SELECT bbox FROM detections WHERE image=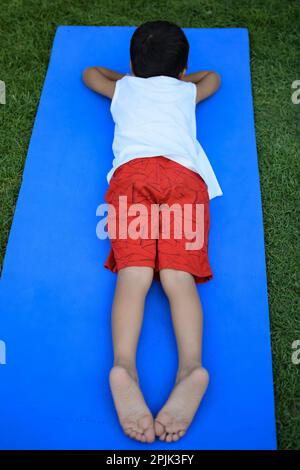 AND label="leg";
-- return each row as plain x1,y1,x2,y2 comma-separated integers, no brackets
161,269,204,381
109,266,155,443
154,268,209,442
